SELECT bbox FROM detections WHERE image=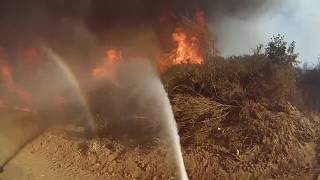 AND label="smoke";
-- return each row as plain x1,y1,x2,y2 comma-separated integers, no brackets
214,0,320,63
0,0,278,54
0,0,286,177
0,0,277,27
0,47,95,170
85,59,188,179
84,0,276,28
0,0,288,72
